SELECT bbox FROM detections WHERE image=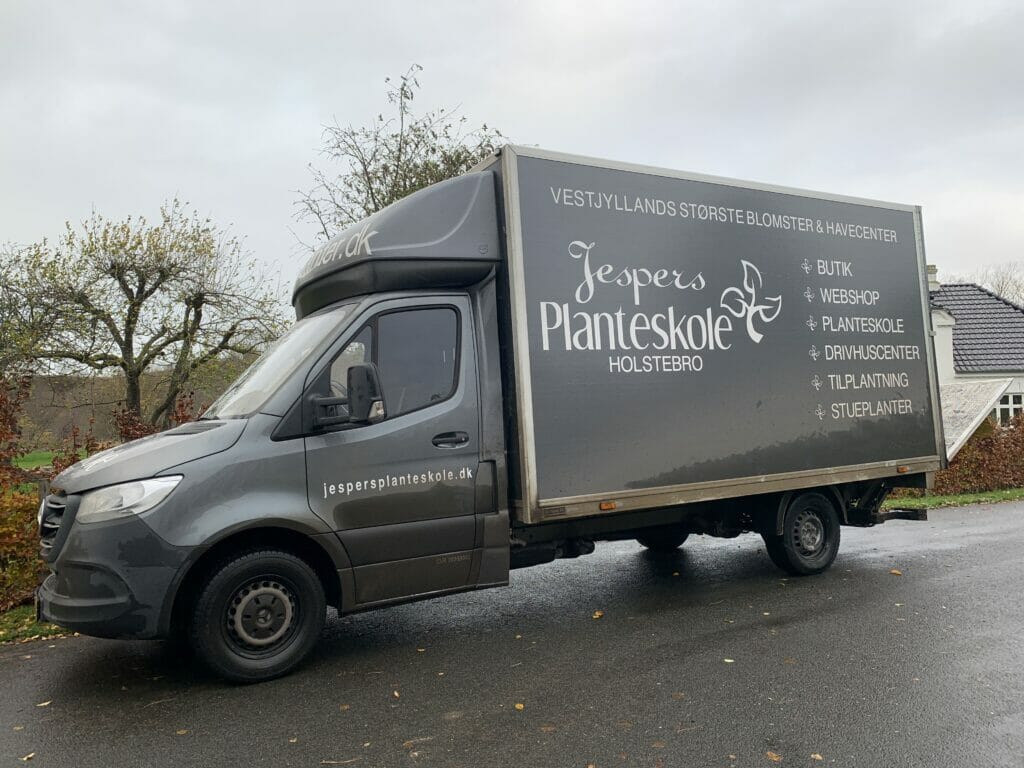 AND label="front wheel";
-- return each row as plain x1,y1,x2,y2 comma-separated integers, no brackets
189,549,326,683
762,492,840,576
